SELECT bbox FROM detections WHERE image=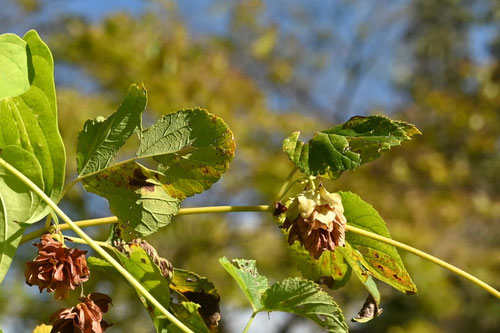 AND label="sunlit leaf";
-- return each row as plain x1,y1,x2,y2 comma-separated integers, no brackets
0,33,31,99
137,108,235,199
220,257,348,332
0,146,44,283
340,191,418,294
218,257,268,312
83,162,181,237
262,278,348,333
283,115,420,179
77,84,147,176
